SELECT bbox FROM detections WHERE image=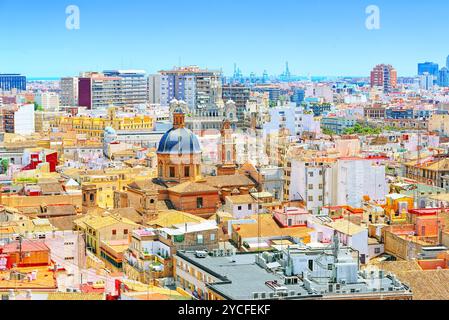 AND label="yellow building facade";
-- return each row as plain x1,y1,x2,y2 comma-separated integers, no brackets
55,108,154,139
384,194,414,224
